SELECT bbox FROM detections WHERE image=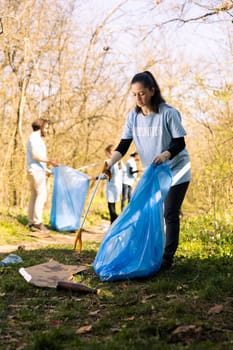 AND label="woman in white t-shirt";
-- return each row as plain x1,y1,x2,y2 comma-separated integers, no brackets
105,144,124,224
121,152,140,211
104,71,191,270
